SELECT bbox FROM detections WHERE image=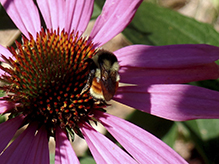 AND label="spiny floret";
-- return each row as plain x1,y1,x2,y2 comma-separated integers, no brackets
0,28,104,136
